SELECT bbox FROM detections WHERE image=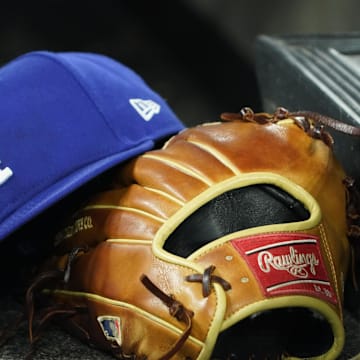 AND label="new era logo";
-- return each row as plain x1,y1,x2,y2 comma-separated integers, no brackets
129,98,161,121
